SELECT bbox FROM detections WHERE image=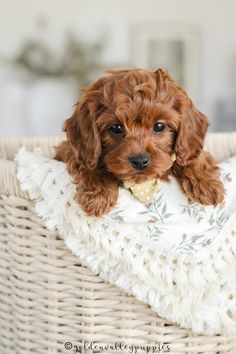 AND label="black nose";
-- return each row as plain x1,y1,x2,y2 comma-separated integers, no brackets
129,154,150,170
